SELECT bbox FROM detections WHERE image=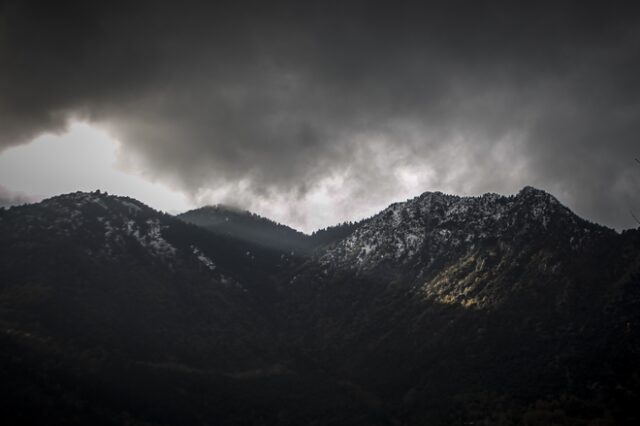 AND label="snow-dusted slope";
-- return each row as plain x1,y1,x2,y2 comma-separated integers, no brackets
276,187,639,410
17,191,179,260
5,191,291,291
0,190,291,371
319,186,609,274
